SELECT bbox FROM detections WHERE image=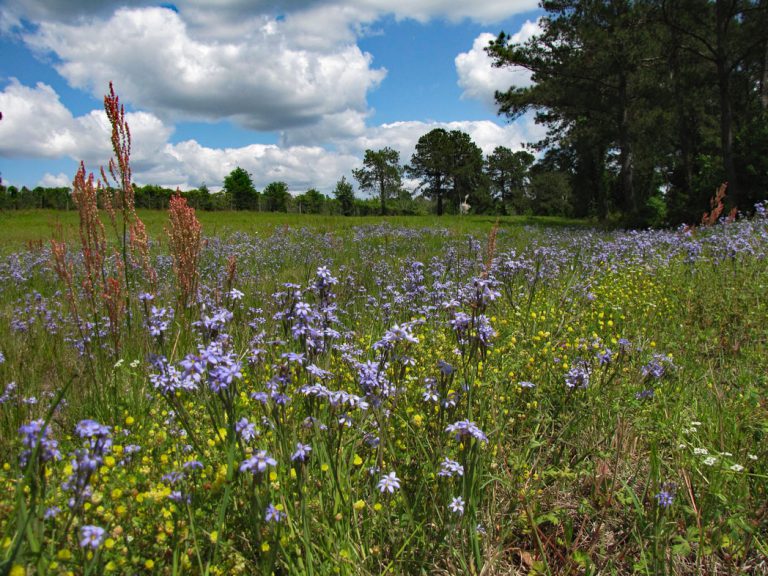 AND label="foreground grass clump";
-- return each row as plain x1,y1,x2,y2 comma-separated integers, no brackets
0,209,767,575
